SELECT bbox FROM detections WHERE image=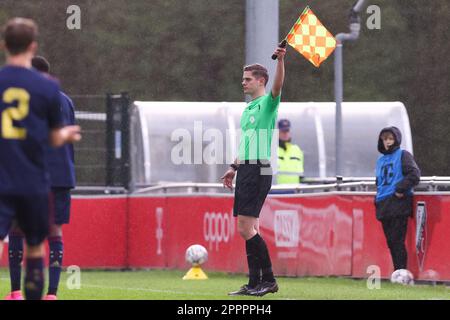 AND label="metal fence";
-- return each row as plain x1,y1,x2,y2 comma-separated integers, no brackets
72,94,107,187
133,177,450,195
72,93,129,192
